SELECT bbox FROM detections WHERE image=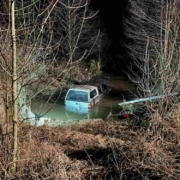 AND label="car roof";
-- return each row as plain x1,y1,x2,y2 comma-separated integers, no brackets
70,85,96,92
